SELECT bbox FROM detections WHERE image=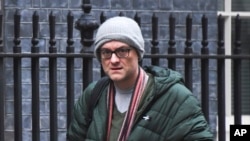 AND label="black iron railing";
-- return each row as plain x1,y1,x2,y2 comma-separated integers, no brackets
0,4,249,141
